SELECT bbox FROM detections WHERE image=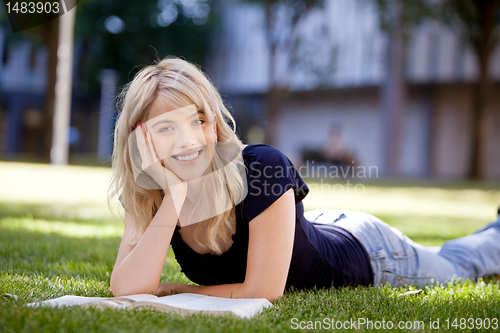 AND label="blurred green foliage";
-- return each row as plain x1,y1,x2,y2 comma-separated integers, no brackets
74,0,214,96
